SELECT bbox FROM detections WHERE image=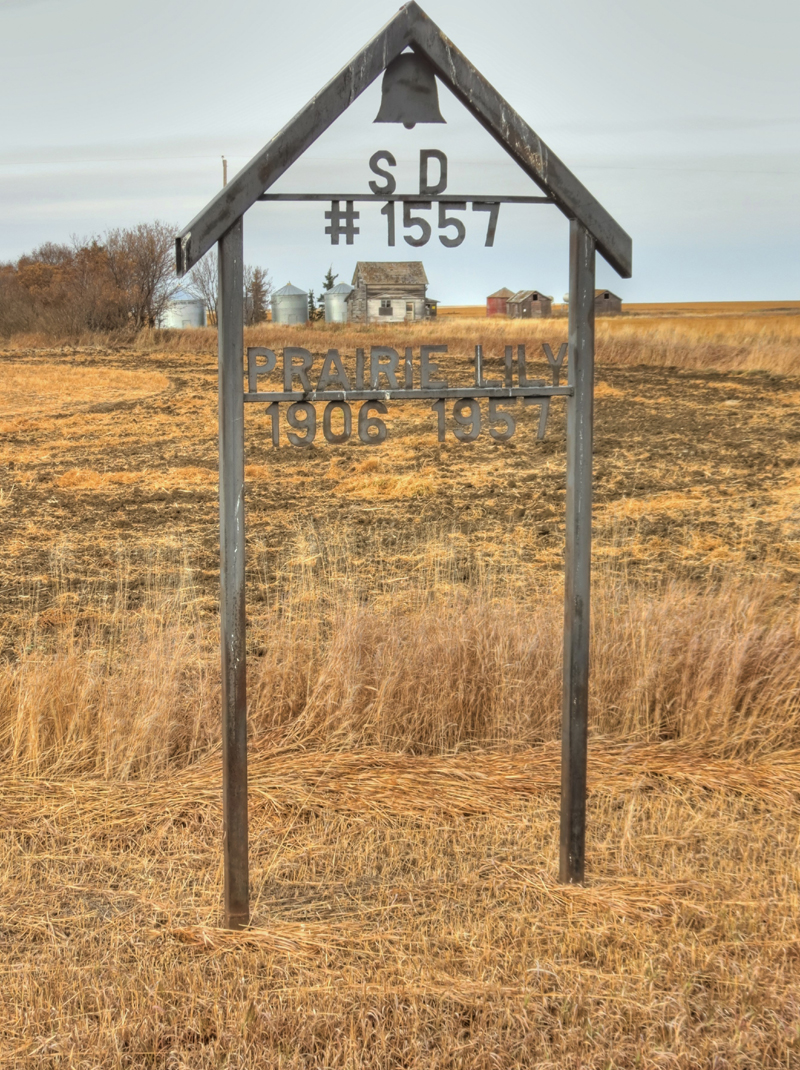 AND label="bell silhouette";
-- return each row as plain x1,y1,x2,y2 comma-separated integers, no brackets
374,52,445,129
